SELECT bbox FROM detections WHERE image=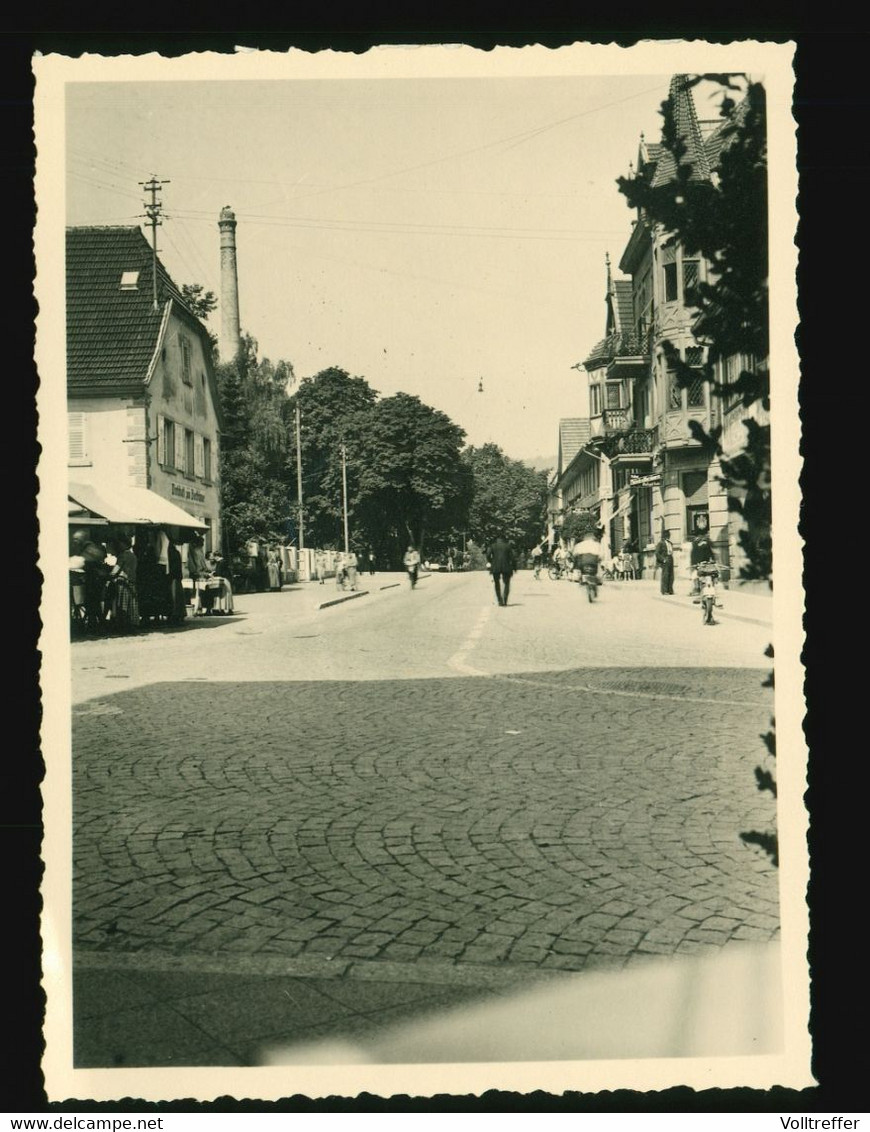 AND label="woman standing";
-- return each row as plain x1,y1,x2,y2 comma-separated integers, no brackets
111,535,140,633
267,545,282,592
